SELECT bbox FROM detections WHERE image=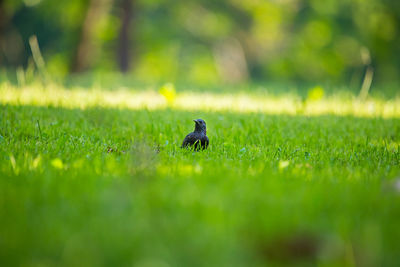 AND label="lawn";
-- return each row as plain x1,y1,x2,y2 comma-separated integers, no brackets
0,82,400,266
